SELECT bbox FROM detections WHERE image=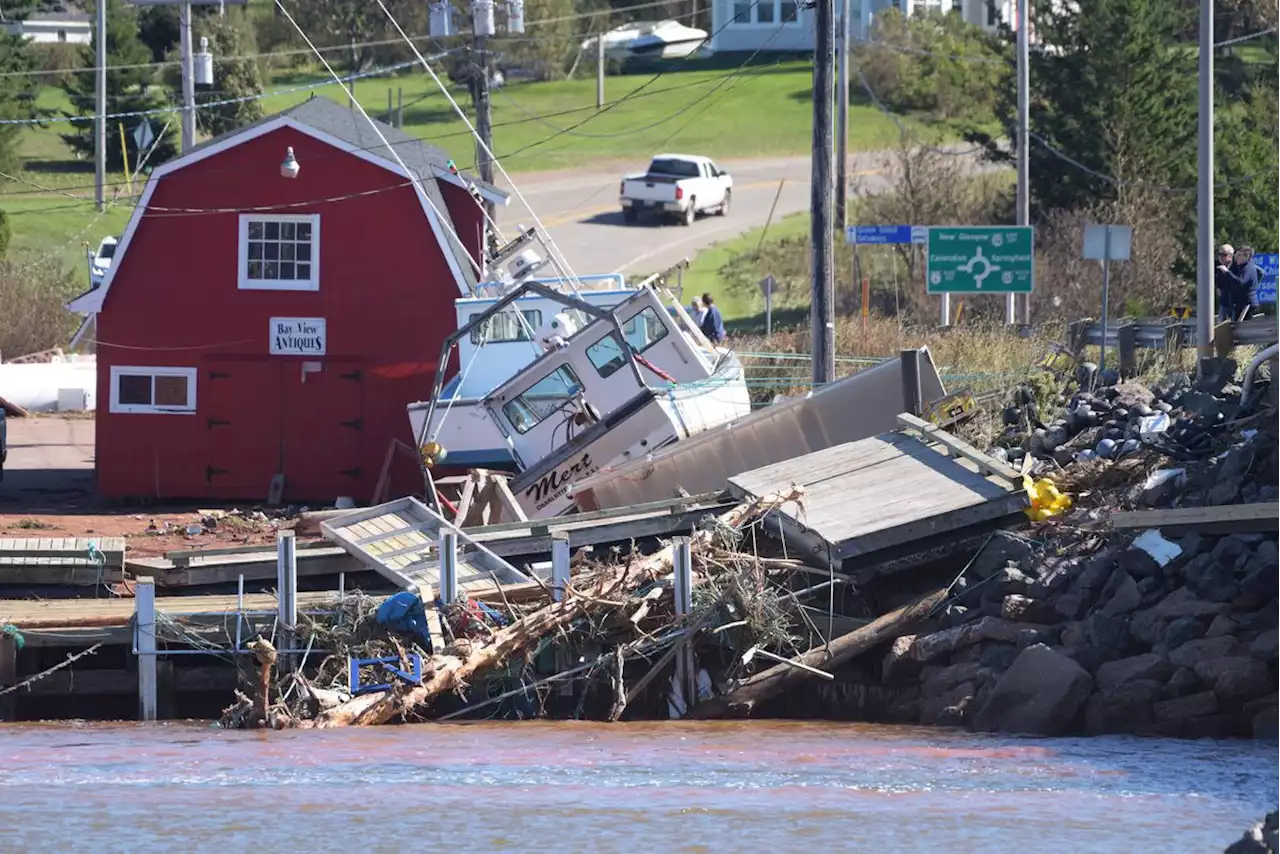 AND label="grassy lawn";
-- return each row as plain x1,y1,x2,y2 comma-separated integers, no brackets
679,210,812,322
256,59,917,172
1,57,952,273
